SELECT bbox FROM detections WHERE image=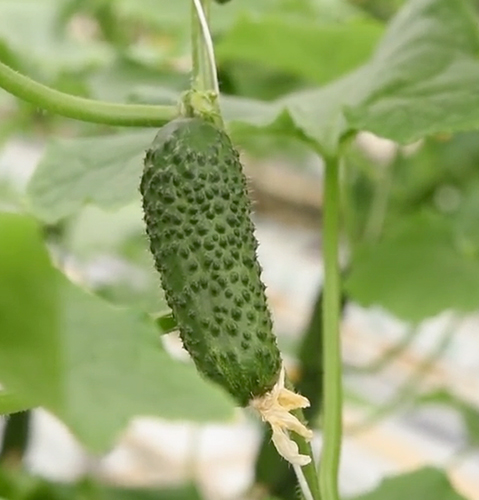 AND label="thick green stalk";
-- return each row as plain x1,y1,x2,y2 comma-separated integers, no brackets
319,156,342,500
0,61,178,126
